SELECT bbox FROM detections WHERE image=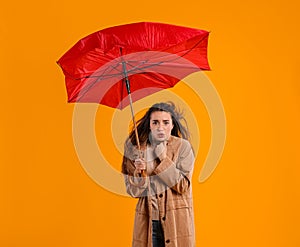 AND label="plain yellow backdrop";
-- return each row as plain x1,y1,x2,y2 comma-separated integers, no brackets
1,0,300,246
